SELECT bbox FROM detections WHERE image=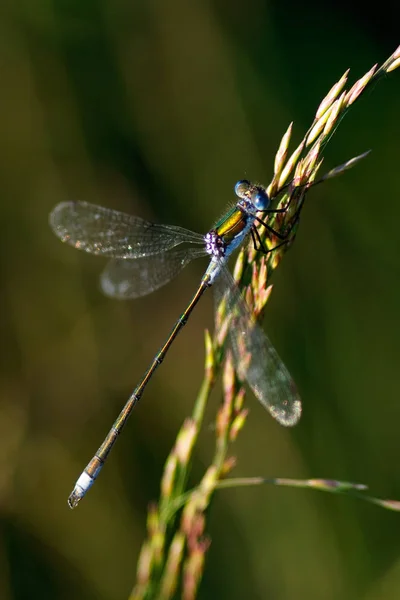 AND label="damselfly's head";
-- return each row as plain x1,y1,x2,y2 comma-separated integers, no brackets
234,180,270,212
